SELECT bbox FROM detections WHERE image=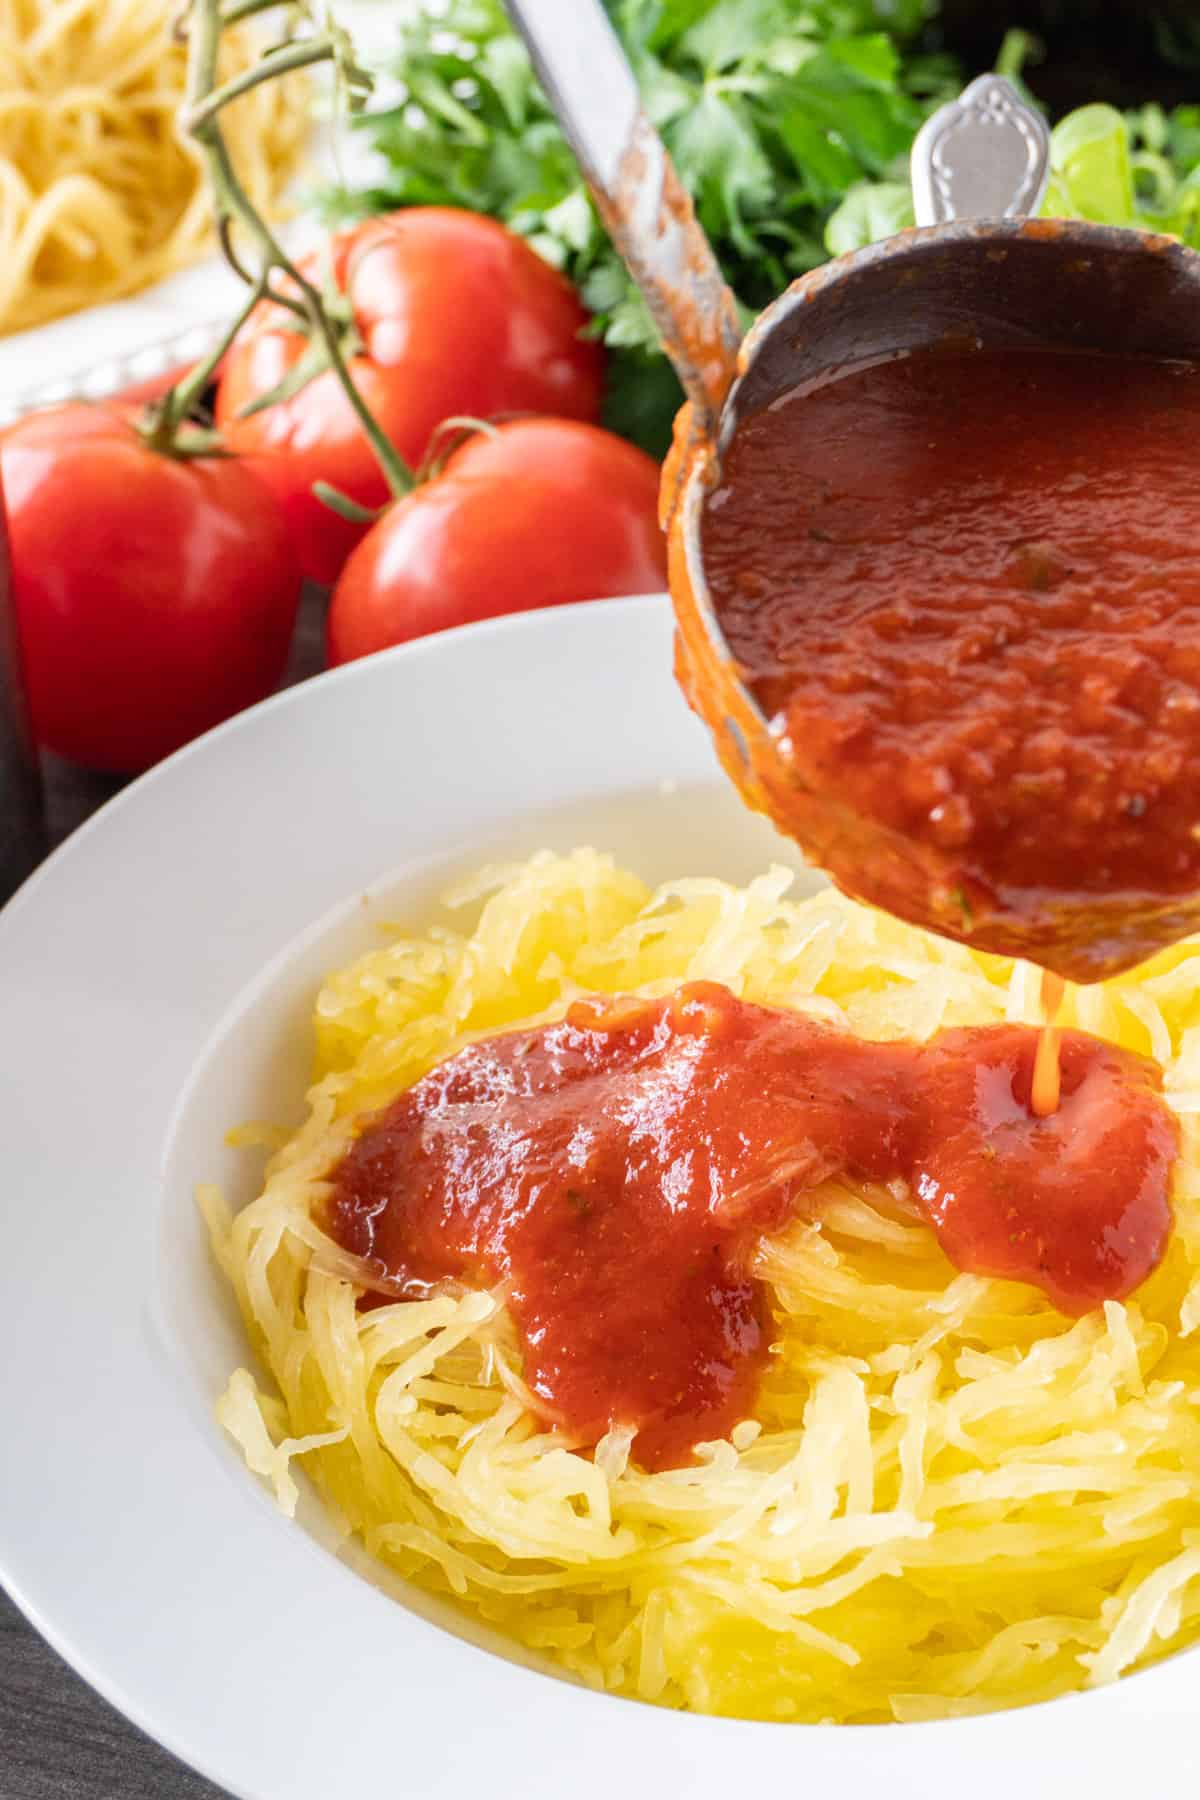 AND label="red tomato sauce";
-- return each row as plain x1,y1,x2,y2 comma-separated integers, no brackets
328,983,1177,1471
700,348,1200,981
